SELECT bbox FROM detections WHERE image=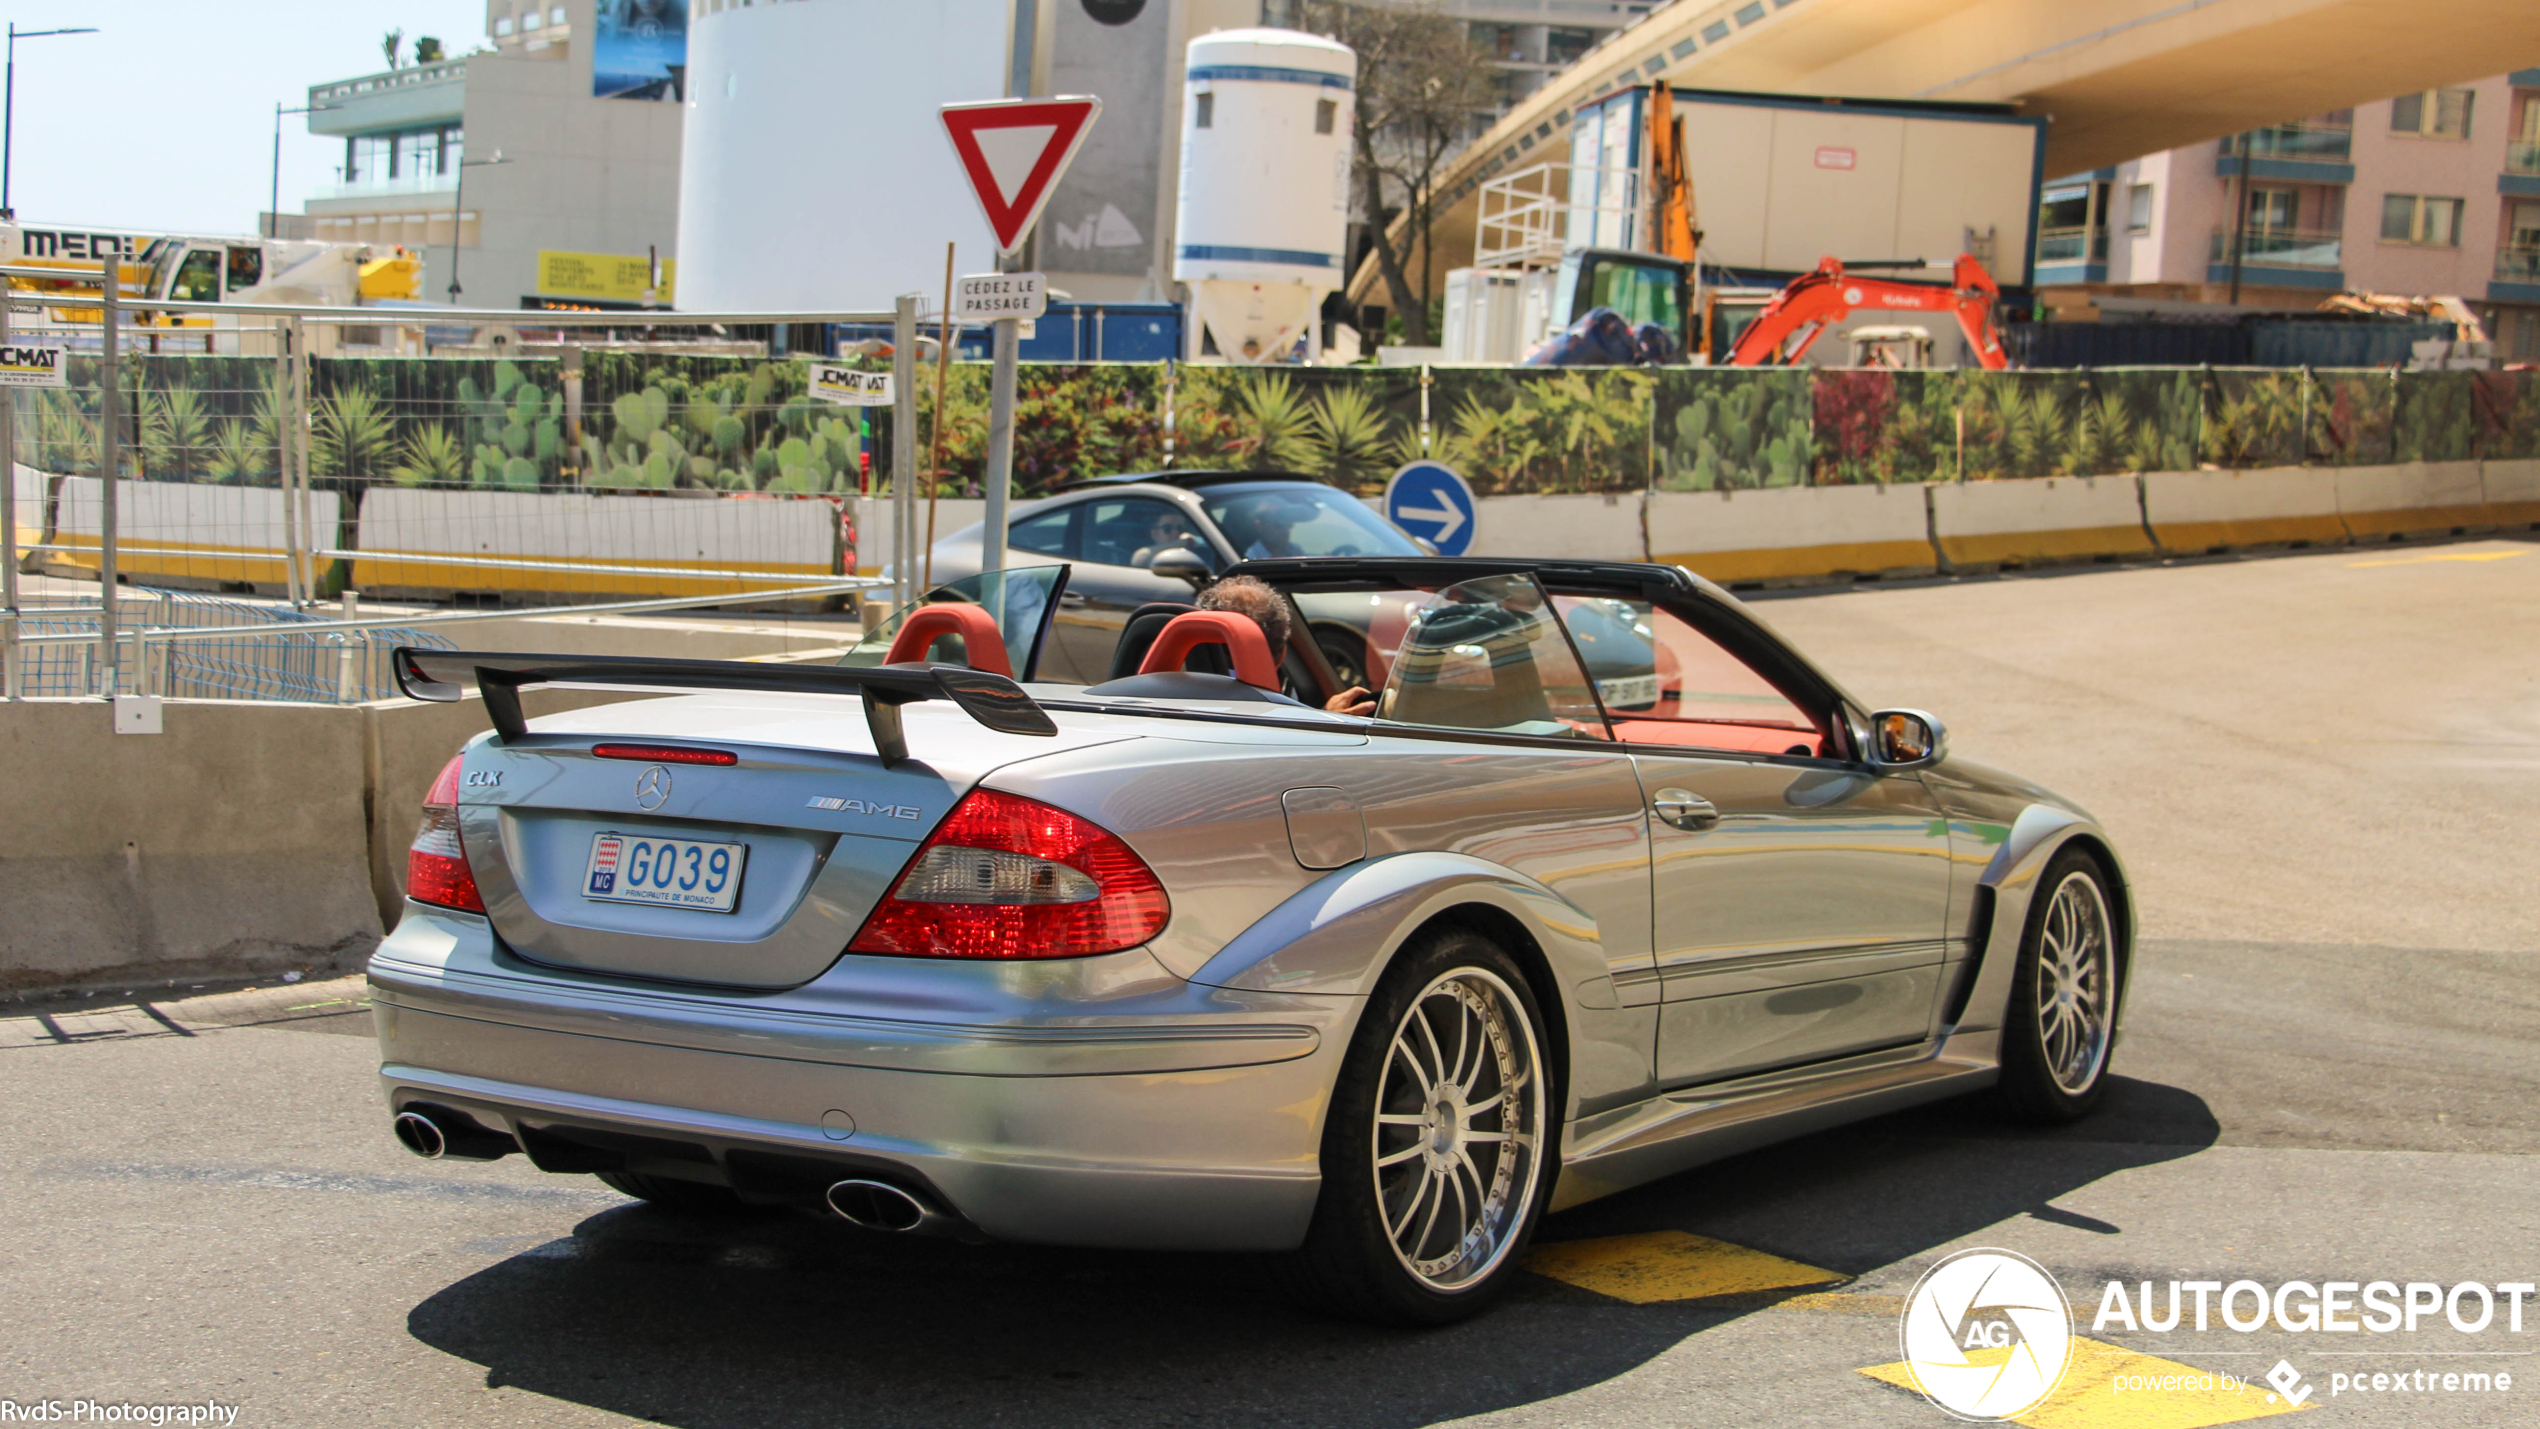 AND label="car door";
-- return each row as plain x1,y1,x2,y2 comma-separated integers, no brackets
1000,505,1088,681
1561,593,1954,1087
1054,495,1222,681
